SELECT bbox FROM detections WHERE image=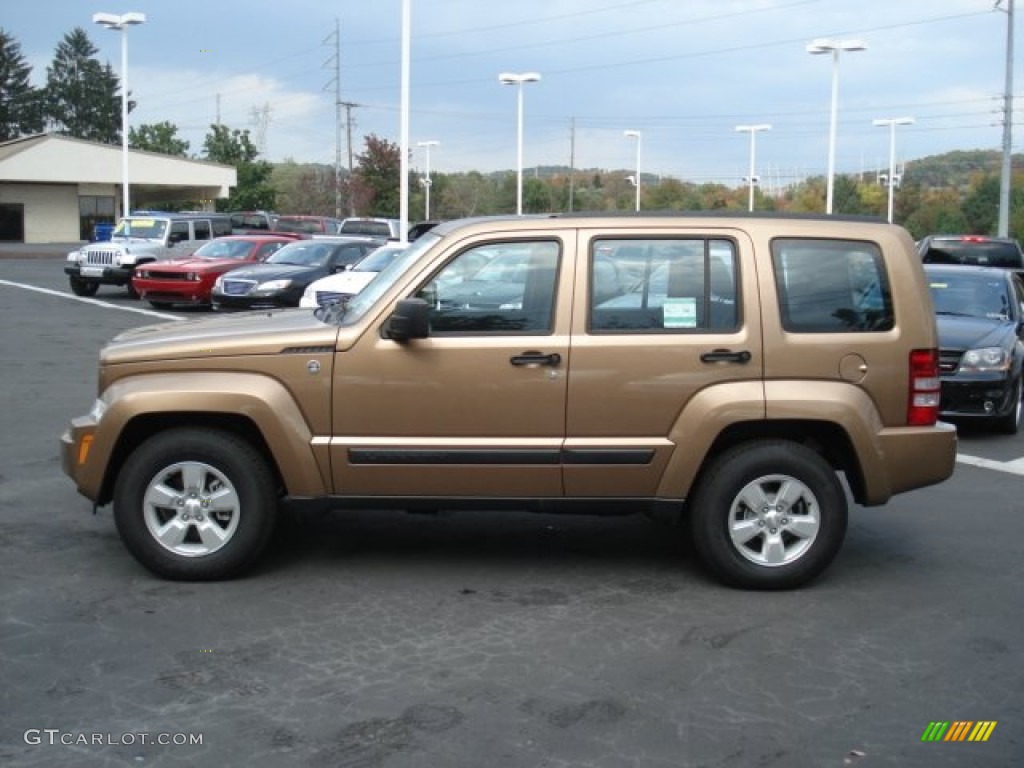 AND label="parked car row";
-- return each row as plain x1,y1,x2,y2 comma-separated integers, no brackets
64,211,440,308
